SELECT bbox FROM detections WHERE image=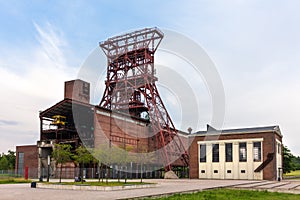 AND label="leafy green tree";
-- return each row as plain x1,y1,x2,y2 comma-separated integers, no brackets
283,145,296,174
0,156,9,170
74,145,95,183
0,150,16,170
52,144,73,183
293,156,300,170
5,150,15,169
110,146,124,182
135,146,155,183
111,145,133,183
93,144,110,183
